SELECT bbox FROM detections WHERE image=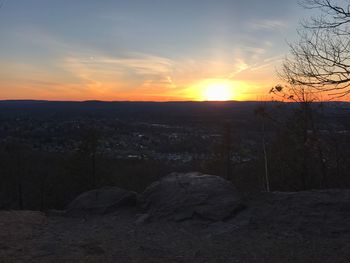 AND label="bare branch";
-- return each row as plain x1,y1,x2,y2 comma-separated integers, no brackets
280,1,350,99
